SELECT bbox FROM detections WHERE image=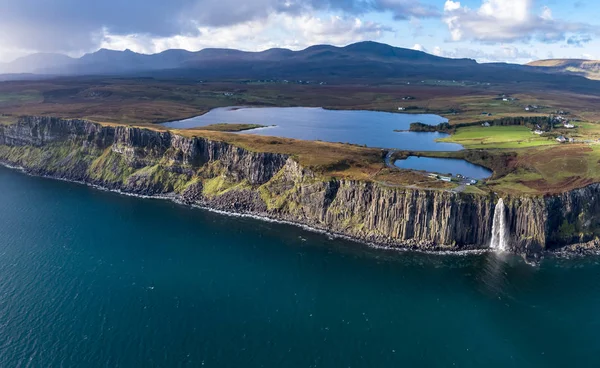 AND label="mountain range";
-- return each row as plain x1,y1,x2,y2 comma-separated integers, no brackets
1,42,599,91
0,42,476,75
